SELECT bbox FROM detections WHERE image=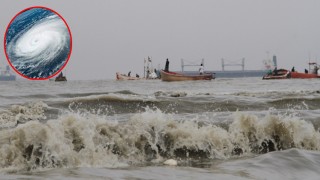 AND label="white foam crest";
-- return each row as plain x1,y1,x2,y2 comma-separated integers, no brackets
0,113,124,172
154,91,188,97
0,108,320,172
0,102,48,128
66,93,157,103
123,108,234,159
229,112,320,153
